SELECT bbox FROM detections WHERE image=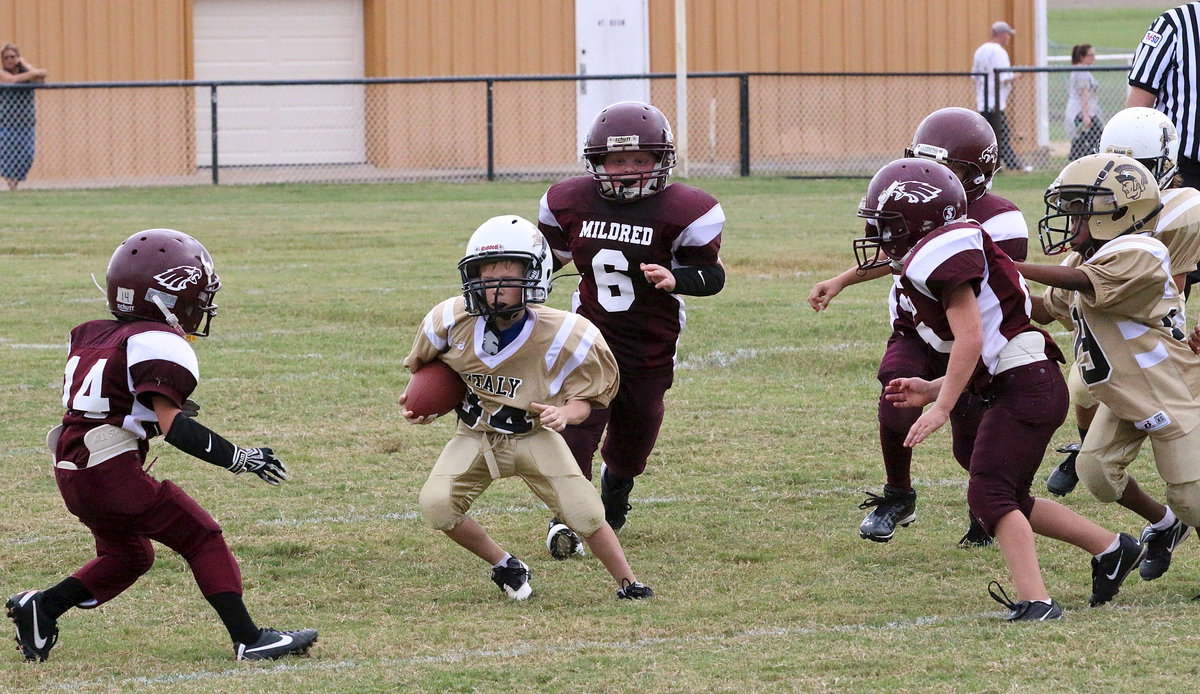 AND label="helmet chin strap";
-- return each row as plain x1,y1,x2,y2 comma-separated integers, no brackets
150,293,188,338
90,273,105,295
